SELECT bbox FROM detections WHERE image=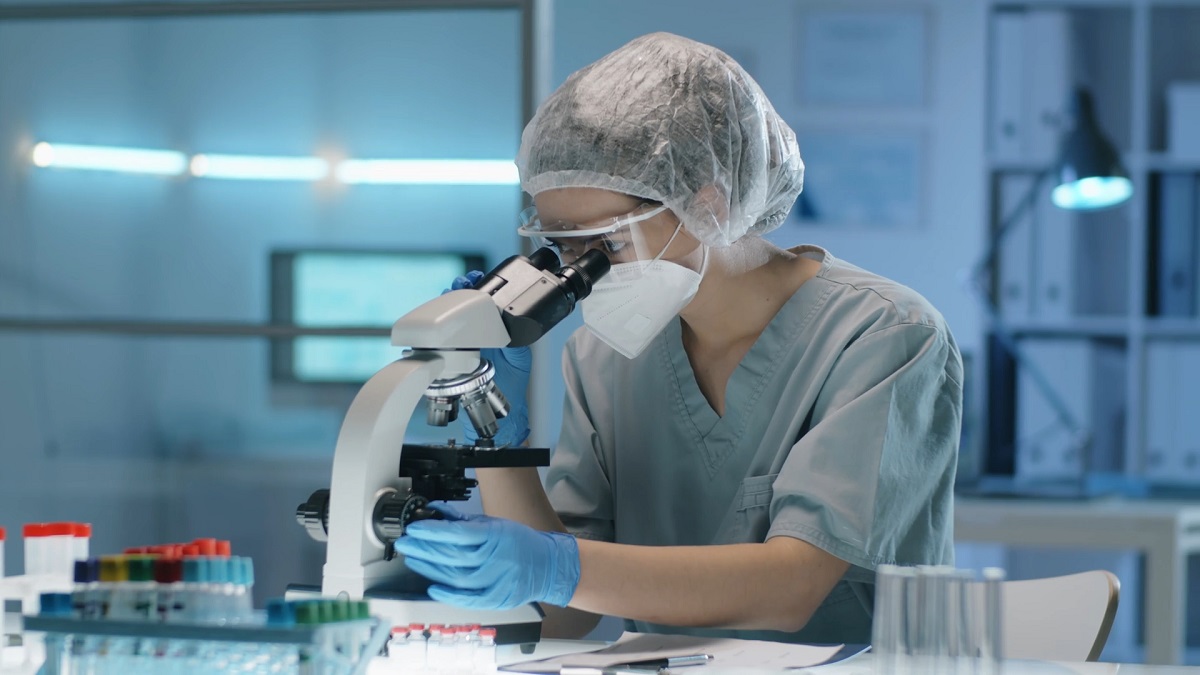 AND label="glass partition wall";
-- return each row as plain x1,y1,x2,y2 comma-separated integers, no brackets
0,0,535,603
